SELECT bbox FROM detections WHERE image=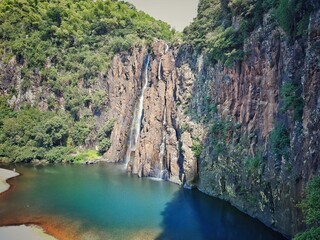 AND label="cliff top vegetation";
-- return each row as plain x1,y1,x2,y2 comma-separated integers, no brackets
0,0,175,163
183,0,314,66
